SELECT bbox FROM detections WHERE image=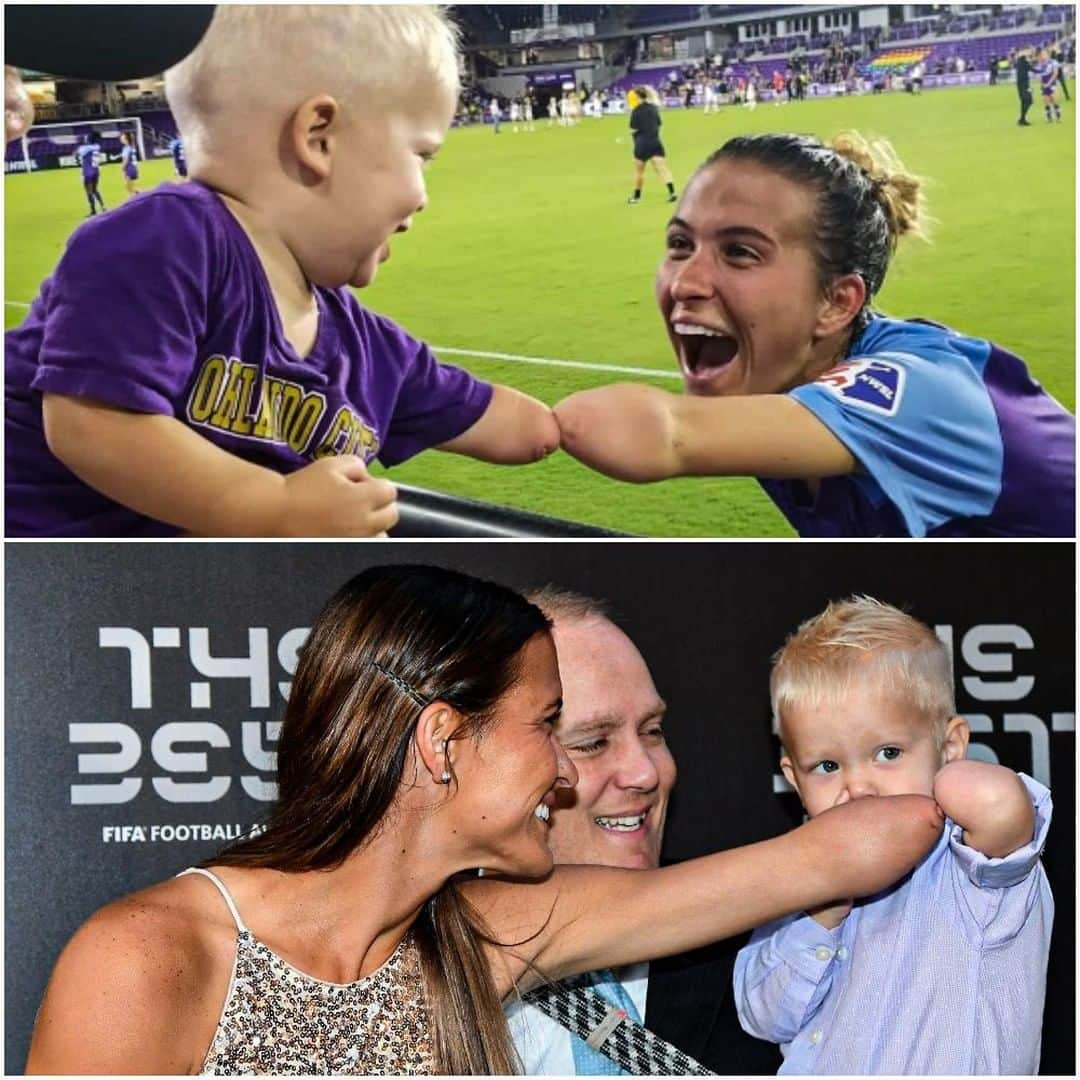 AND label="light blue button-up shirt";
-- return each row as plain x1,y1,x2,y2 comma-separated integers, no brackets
734,774,1053,1074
